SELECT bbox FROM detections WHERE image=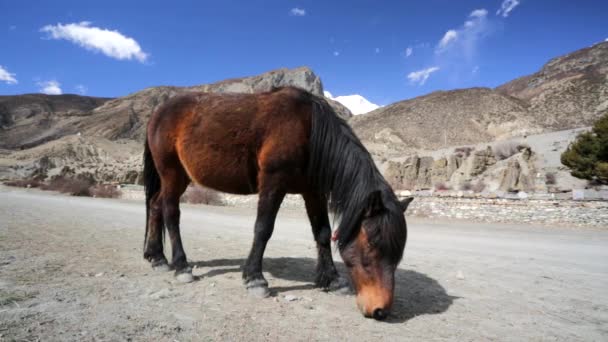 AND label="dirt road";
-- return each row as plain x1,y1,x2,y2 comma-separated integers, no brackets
1,186,607,341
